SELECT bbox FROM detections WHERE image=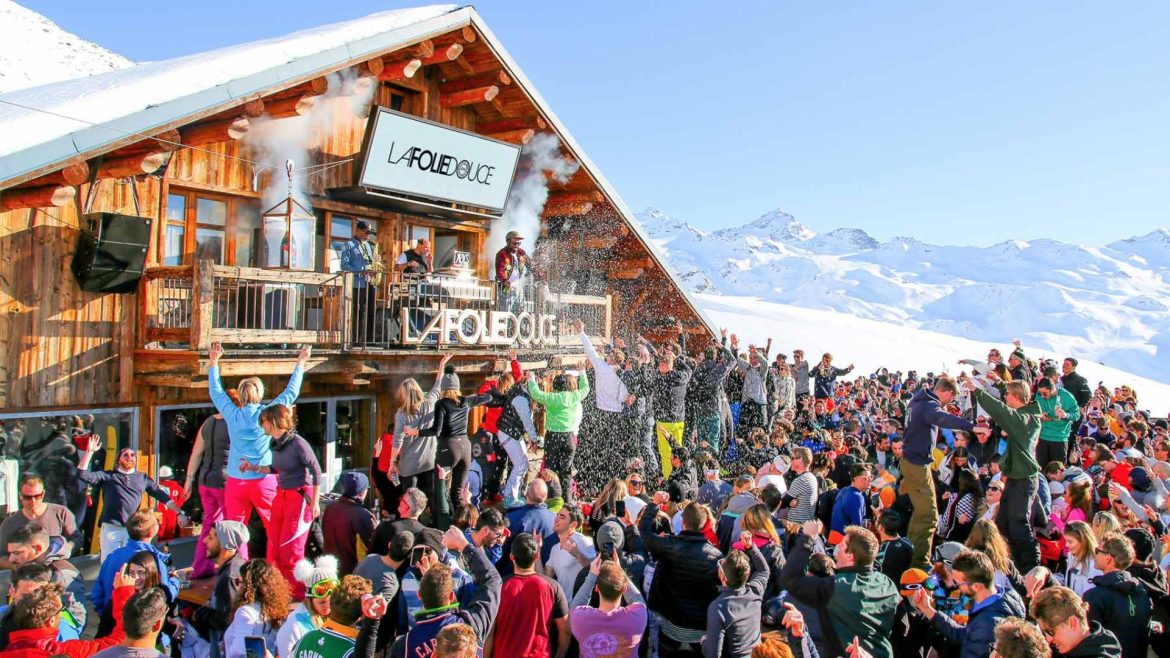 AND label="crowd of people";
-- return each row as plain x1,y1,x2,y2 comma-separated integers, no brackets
0,328,1167,658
